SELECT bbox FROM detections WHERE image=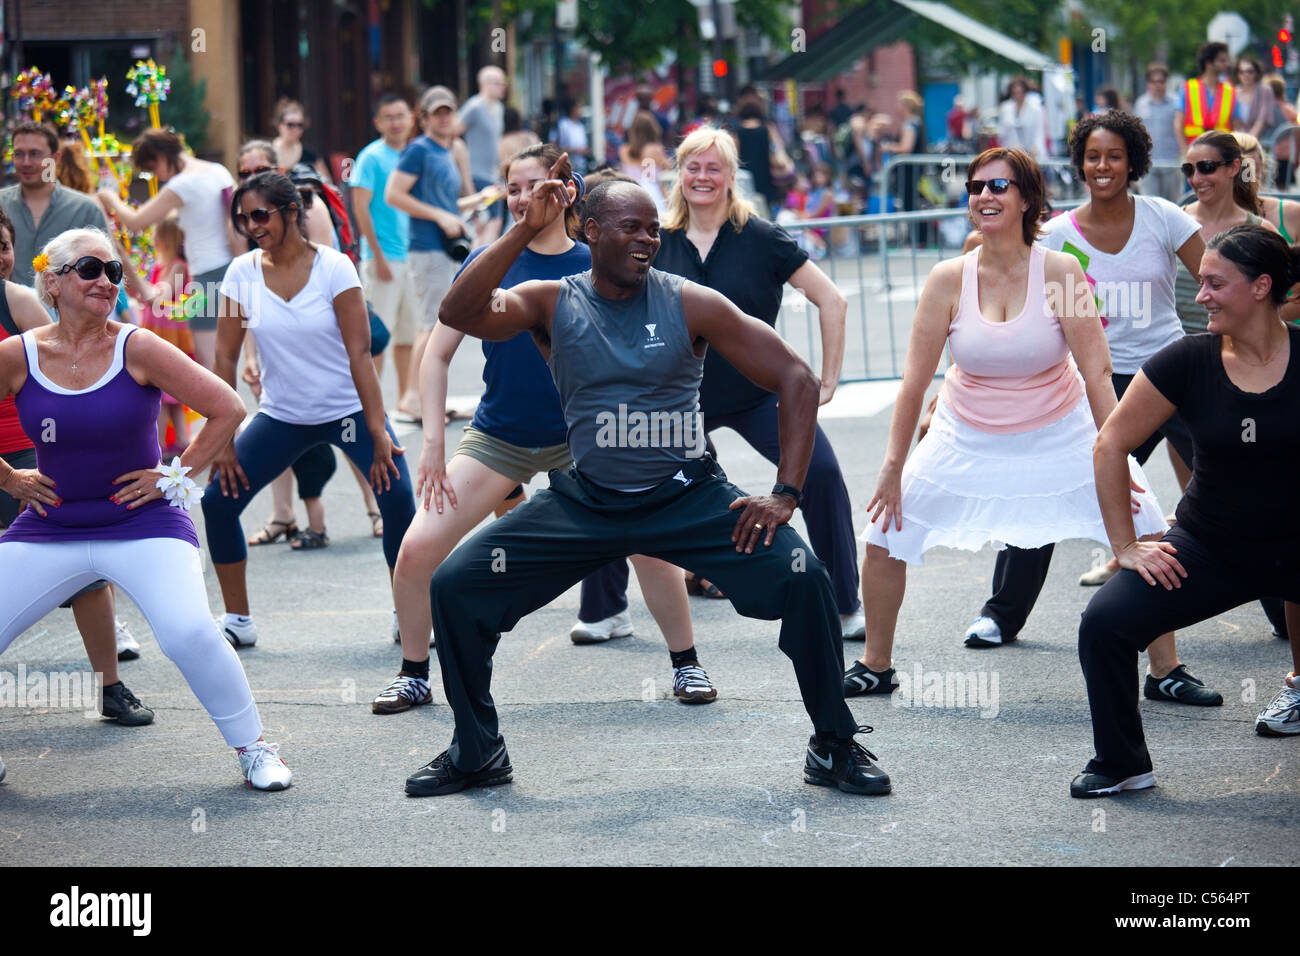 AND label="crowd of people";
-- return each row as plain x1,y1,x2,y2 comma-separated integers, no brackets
0,62,1295,800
